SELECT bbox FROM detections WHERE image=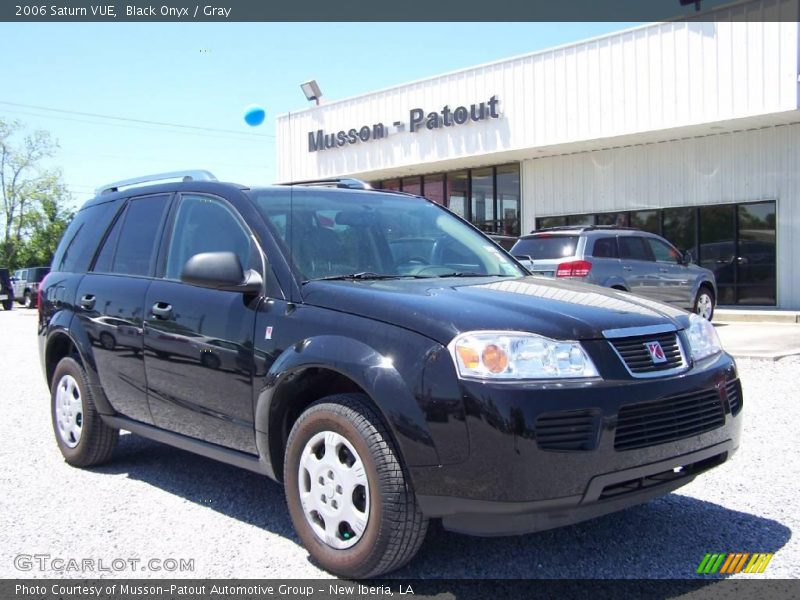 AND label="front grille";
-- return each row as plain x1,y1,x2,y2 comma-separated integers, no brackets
609,332,685,376
615,388,725,451
535,409,599,451
725,379,743,416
